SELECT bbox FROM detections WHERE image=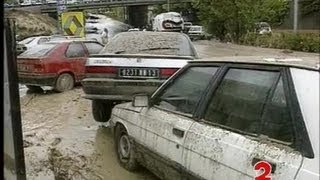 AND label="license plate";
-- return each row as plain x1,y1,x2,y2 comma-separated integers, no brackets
18,64,33,71
119,68,159,78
